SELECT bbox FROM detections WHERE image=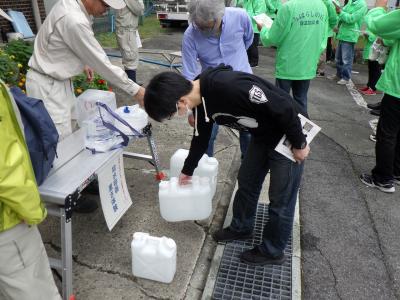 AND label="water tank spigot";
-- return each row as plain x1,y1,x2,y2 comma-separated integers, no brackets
123,106,130,113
